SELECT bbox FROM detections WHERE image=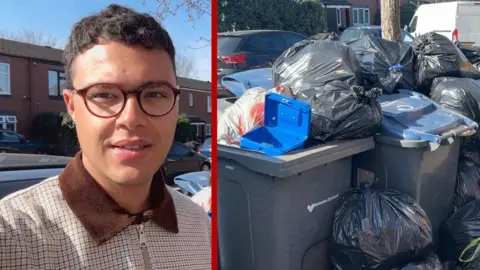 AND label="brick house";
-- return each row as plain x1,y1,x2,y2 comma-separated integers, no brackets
322,0,409,32
0,38,211,141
